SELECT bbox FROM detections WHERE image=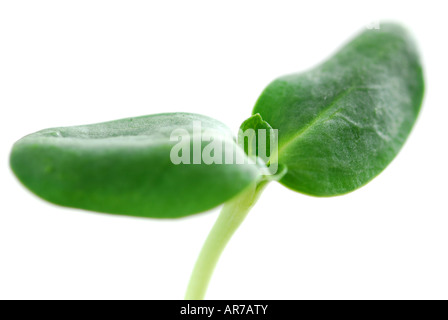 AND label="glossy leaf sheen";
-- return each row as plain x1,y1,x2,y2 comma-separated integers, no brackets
10,113,262,218
253,24,424,196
